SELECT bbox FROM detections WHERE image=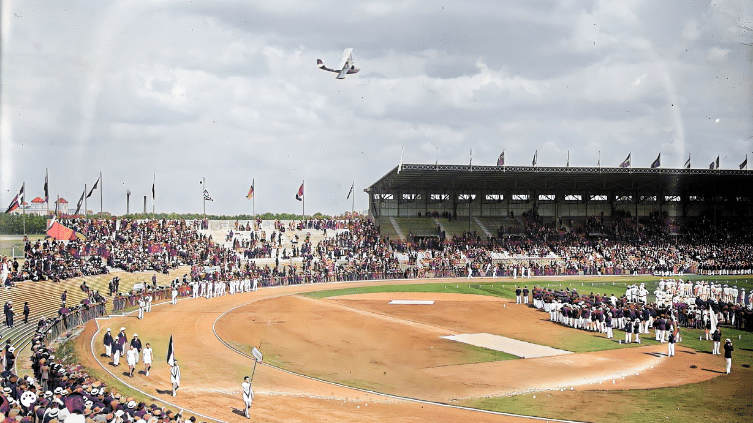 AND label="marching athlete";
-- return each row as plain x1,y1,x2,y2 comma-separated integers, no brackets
143,343,153,376
171,359,181,396
241,376,254,418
